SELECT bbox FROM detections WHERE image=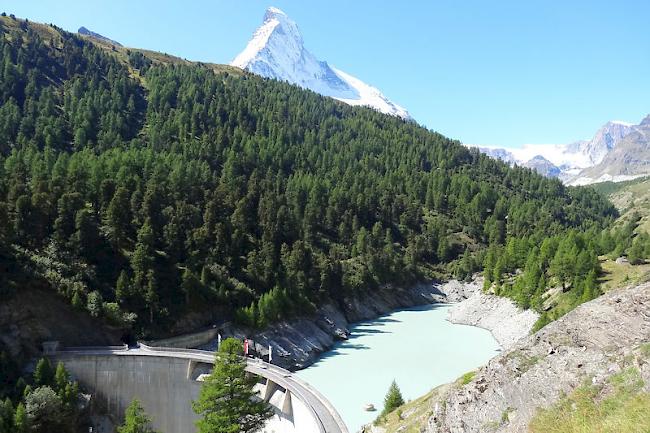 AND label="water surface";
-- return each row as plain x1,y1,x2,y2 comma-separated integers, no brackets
296,304,500,431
